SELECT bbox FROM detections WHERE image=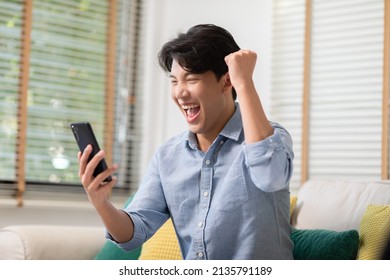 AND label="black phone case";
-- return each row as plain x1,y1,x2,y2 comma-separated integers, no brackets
70,122,112,182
